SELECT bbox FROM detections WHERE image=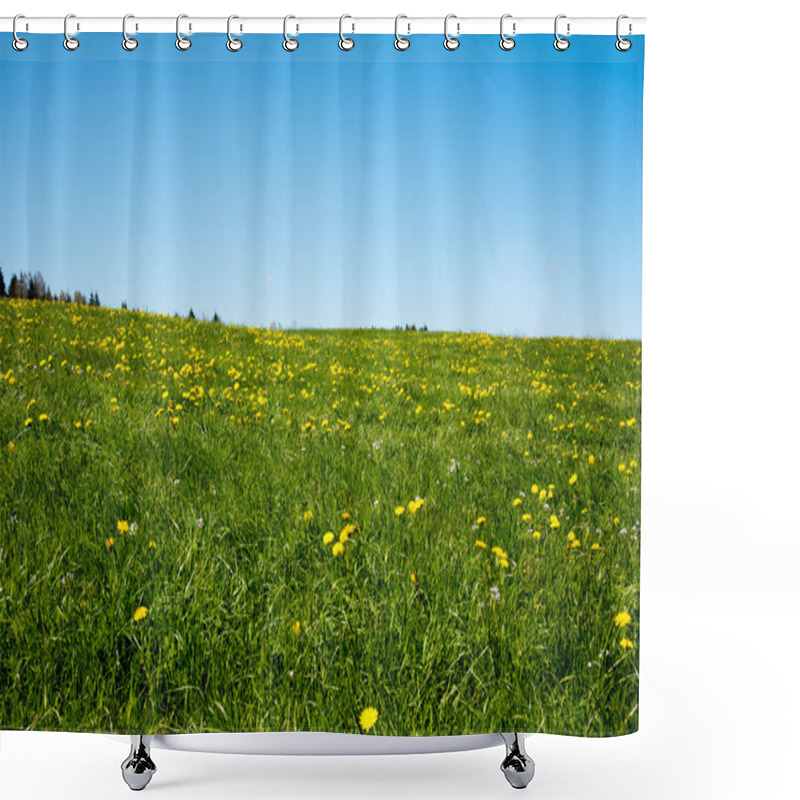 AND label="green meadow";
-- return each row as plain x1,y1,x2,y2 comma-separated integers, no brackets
0,299,640,736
